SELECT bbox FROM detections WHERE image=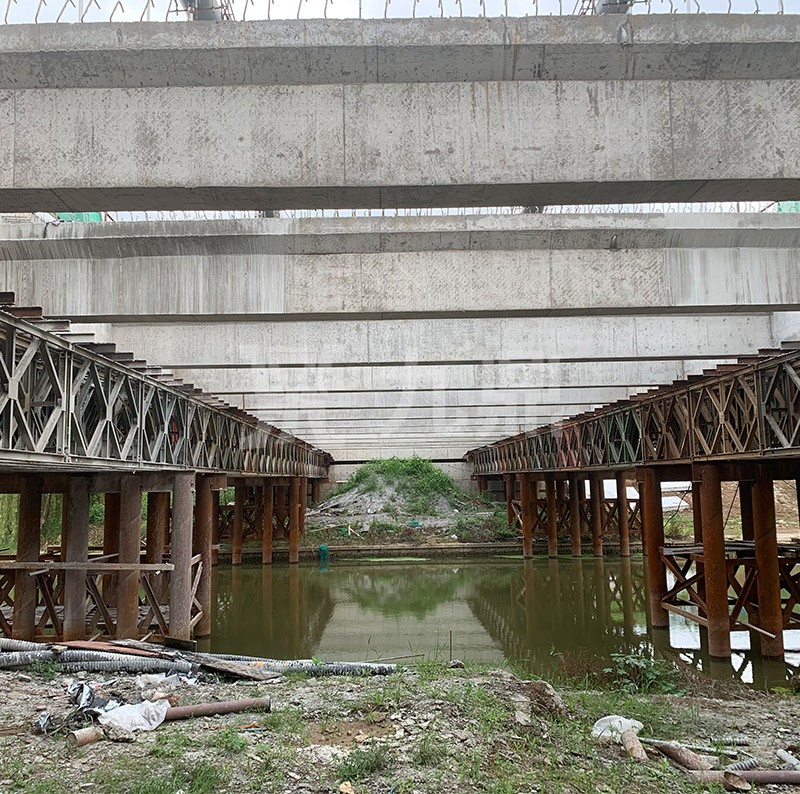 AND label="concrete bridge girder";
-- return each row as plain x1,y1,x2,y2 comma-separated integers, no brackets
1,18,800,211
75,313,778,368
6,215,800,318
